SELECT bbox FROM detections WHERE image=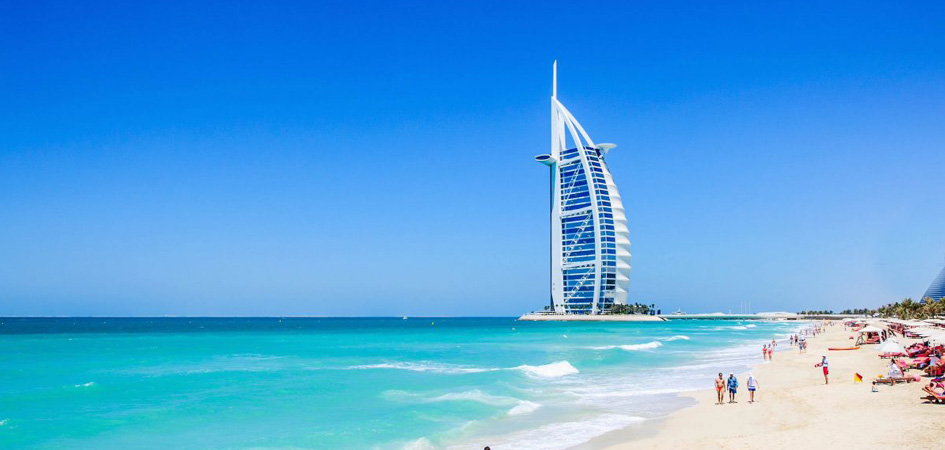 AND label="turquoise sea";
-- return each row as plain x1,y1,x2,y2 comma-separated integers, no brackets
0,318,802,450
